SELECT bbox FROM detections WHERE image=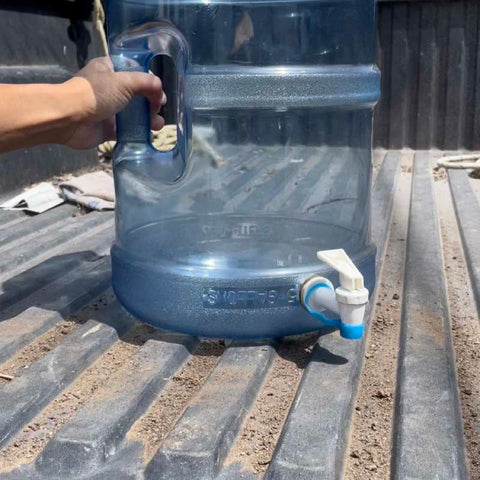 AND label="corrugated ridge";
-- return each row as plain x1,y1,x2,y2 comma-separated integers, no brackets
391,153,468,479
